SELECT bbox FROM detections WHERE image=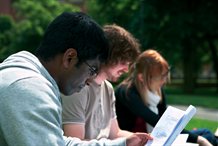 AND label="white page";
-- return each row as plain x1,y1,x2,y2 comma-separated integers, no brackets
172,134,188,145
